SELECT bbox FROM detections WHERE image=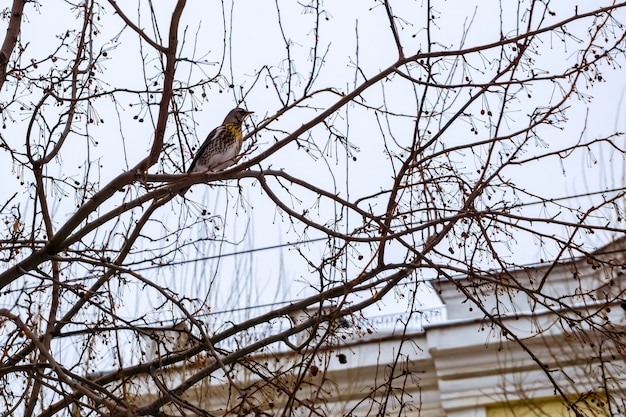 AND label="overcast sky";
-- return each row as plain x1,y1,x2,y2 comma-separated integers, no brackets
2,2,625,337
